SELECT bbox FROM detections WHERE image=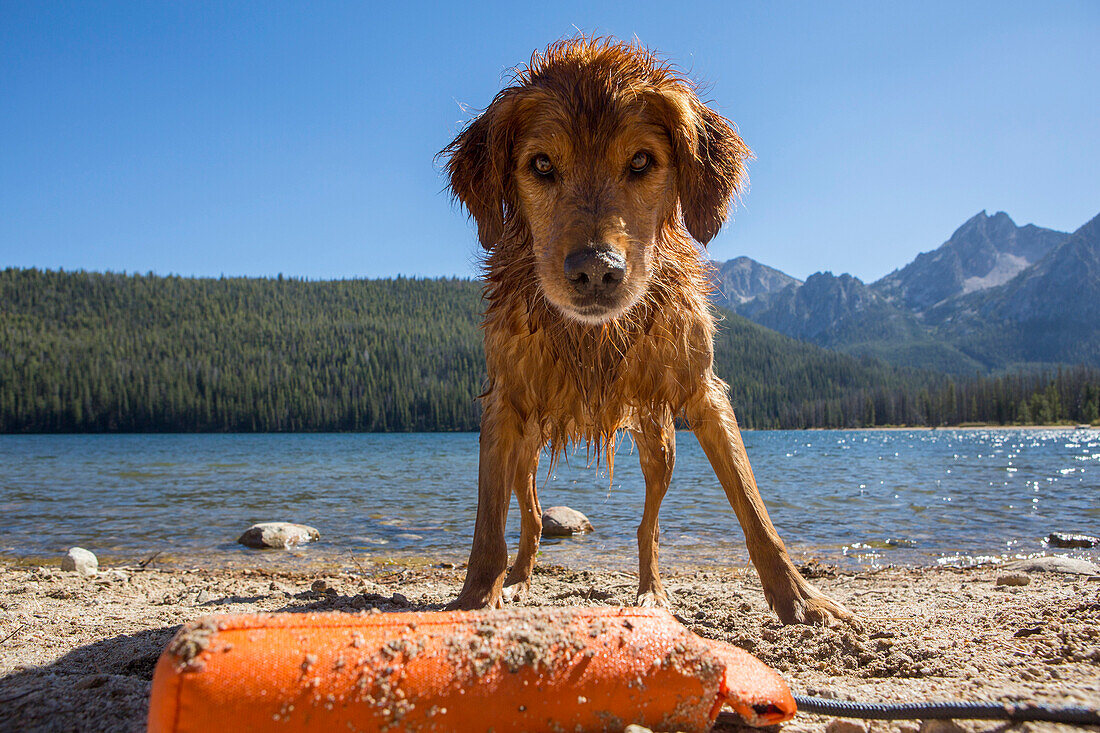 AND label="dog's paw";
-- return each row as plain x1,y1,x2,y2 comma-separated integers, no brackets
635,588,671,609
444,591,504,611
768,582,859,629
501,581,530,605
